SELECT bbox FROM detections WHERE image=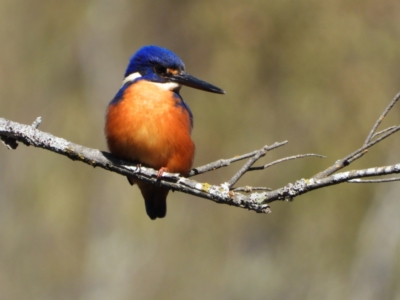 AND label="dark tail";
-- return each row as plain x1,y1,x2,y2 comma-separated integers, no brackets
137,182,169,220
